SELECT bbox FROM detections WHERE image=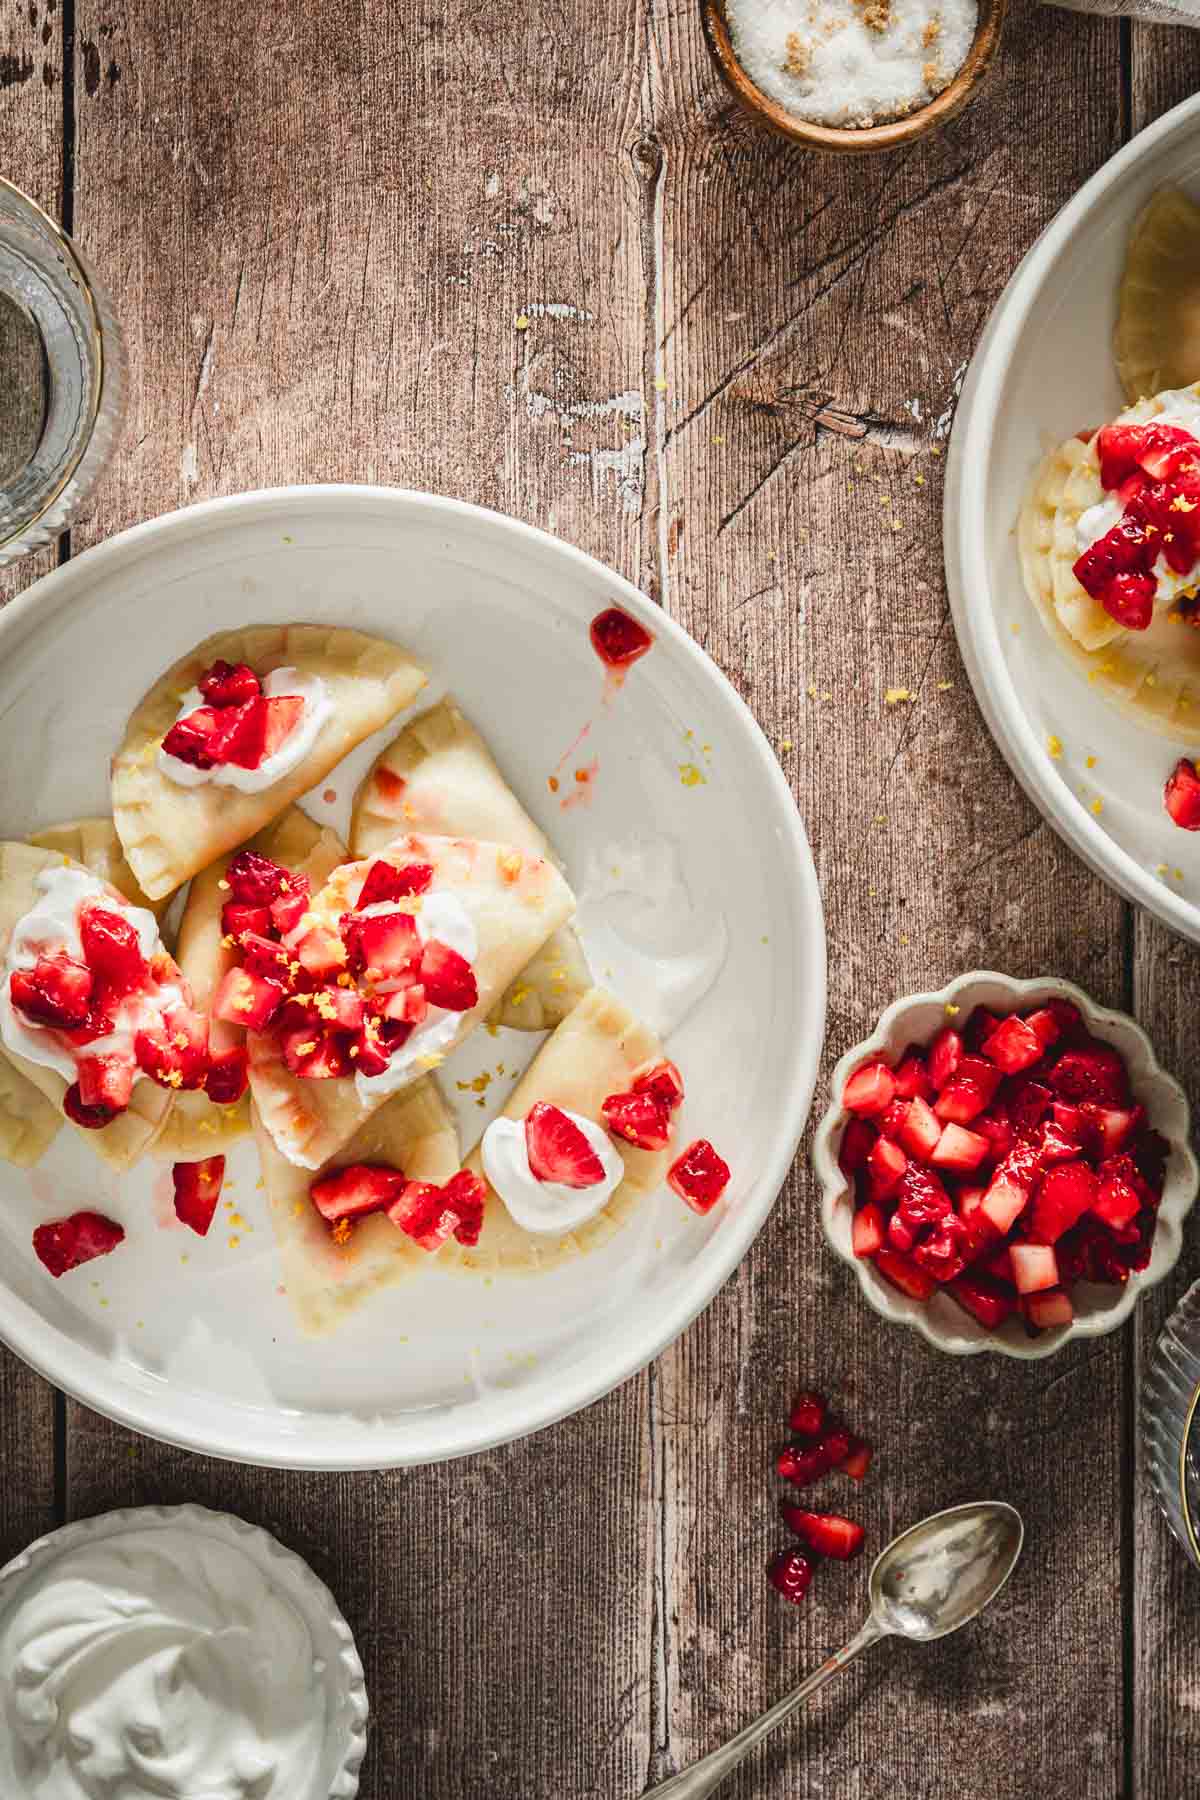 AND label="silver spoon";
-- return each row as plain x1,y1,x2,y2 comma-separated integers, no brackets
643,1500,1024,1800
